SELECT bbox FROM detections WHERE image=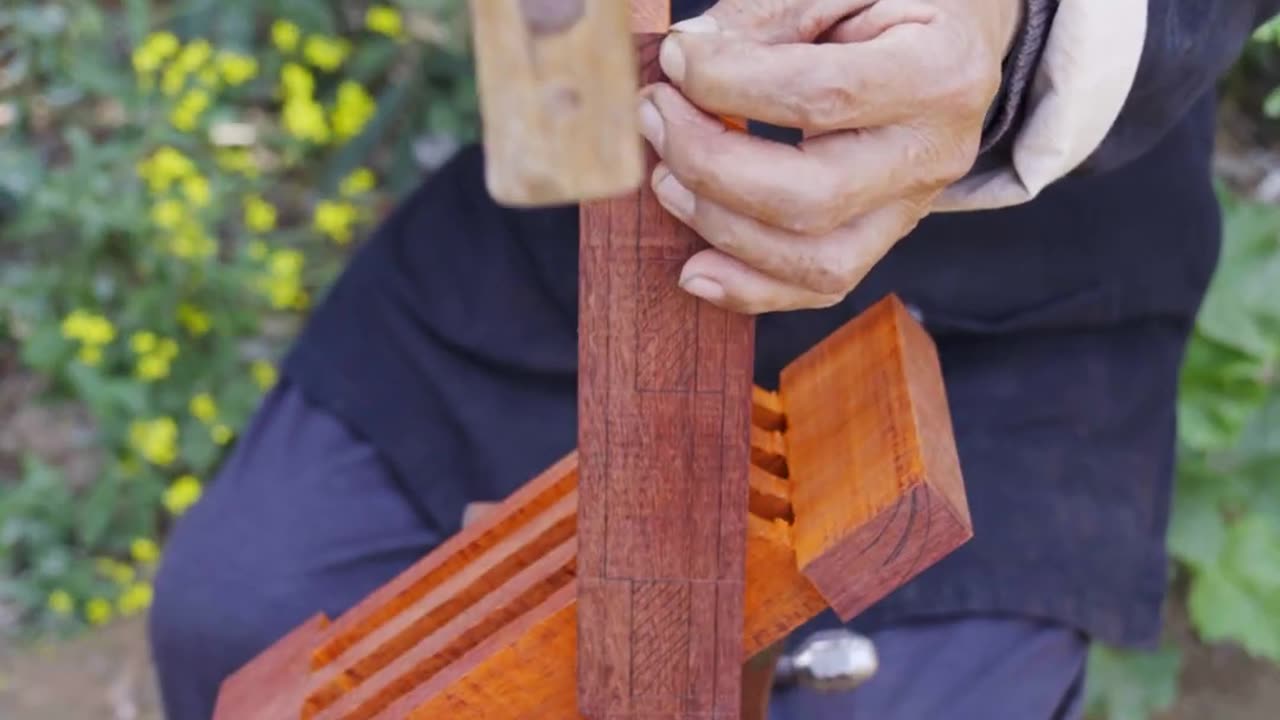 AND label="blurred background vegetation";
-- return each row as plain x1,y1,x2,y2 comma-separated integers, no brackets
0,2,1278,718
